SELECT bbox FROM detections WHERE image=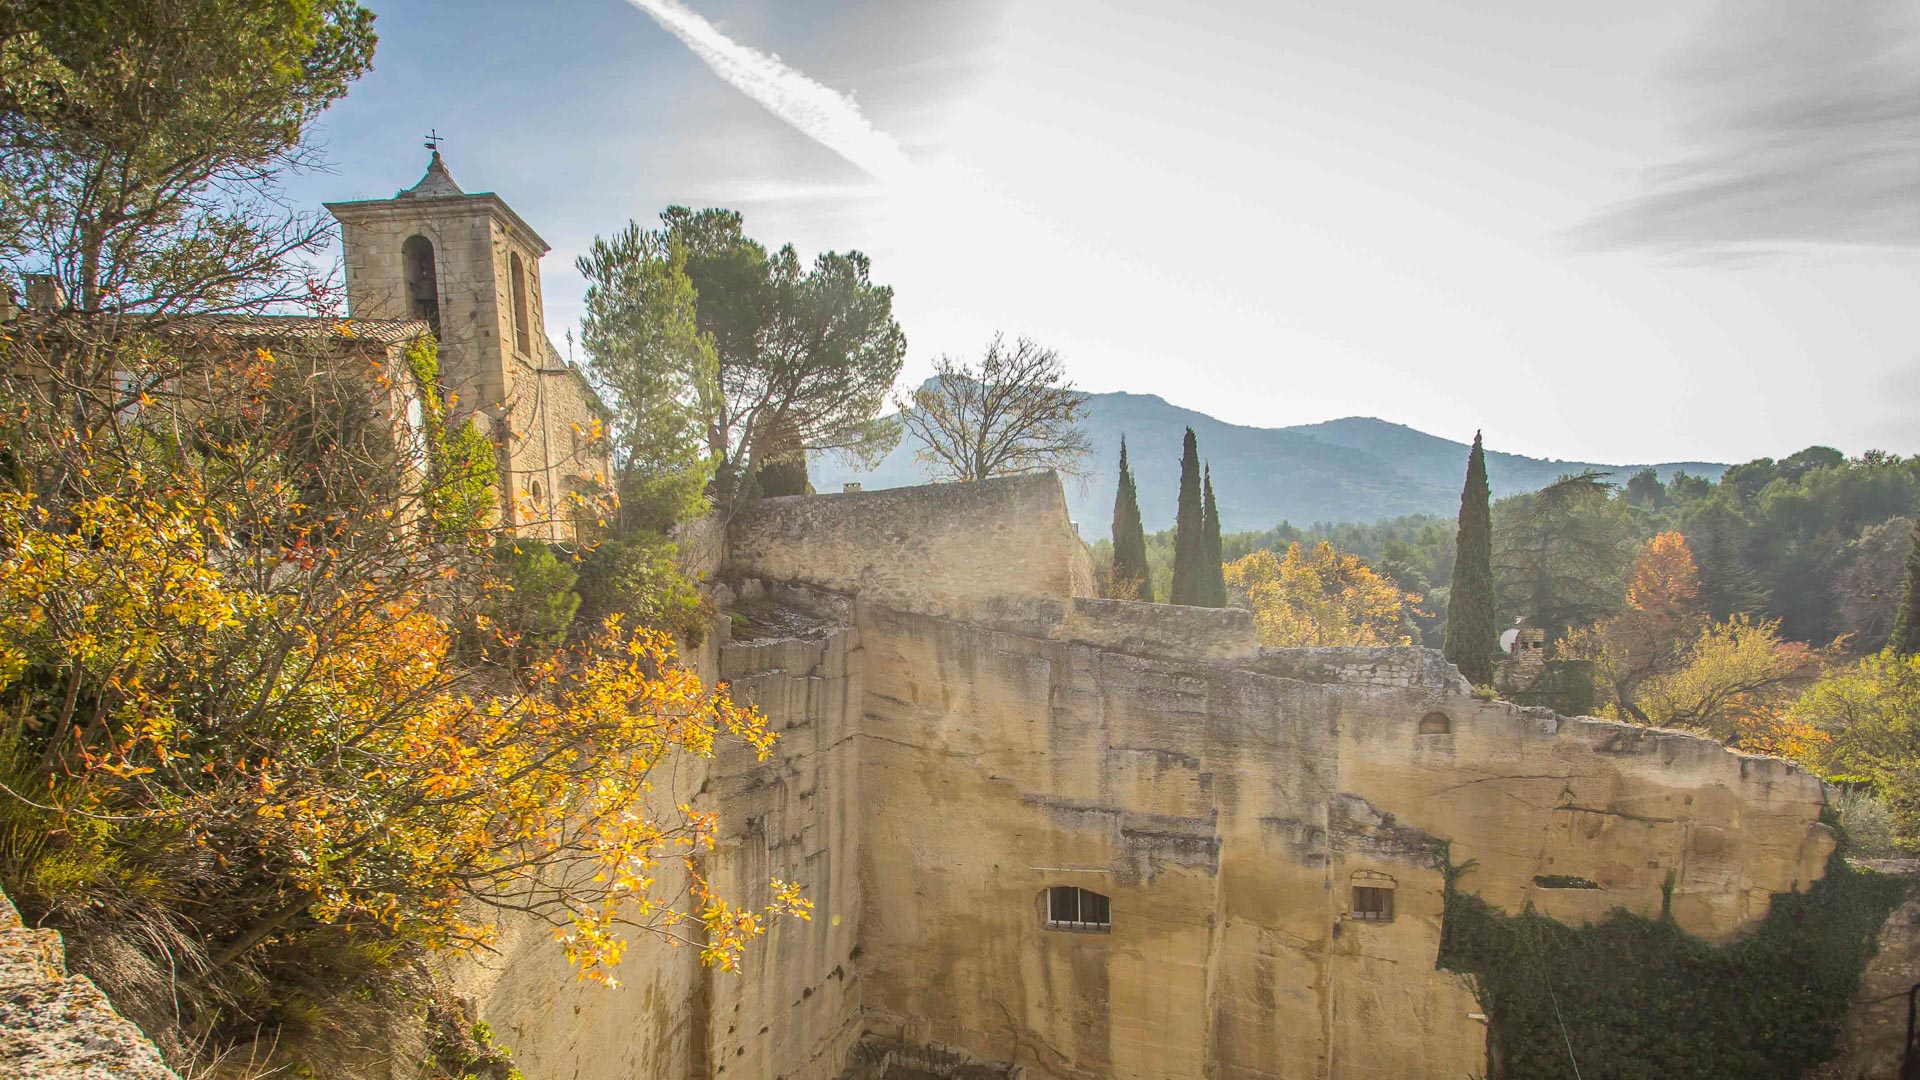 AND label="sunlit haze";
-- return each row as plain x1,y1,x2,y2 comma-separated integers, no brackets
285,0,1920,466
